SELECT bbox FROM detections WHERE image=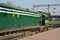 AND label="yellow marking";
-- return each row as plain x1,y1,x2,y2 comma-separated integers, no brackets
17,14,20,18
12,13,15,17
